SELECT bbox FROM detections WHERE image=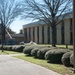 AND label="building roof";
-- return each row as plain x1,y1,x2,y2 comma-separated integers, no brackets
23,12,72,28
6,34,24,38
23,21,45,28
